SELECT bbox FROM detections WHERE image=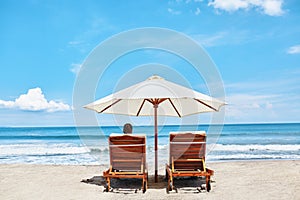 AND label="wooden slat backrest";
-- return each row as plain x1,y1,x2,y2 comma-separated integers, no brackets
109,135,146,171
169,132,206,171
